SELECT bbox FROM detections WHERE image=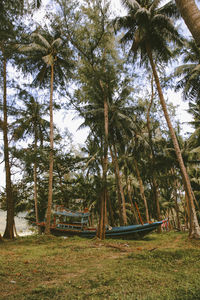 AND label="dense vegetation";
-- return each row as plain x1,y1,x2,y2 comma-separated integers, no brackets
0,0,200,239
